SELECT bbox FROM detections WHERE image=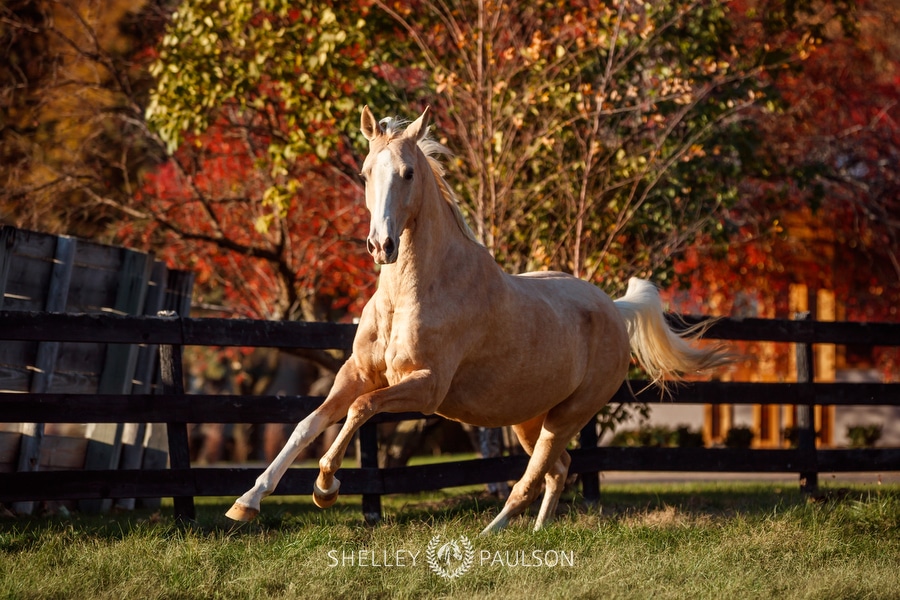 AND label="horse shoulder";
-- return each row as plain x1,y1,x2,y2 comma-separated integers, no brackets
348,291,393,377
